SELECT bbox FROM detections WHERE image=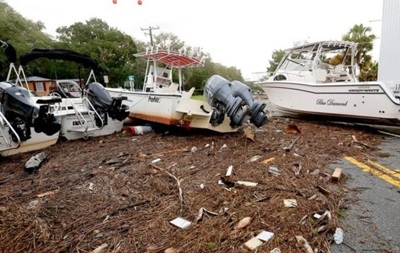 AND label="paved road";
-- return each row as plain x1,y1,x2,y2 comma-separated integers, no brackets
259,99,400,252
330,137,400,253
